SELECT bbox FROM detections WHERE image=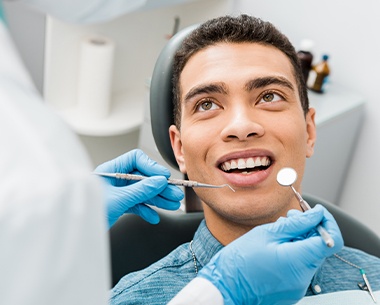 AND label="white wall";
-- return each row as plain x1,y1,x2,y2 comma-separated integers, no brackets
8,0,379,235
4,1,45,92
233,0,380,236
42,0,233,167
5,0,233,167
